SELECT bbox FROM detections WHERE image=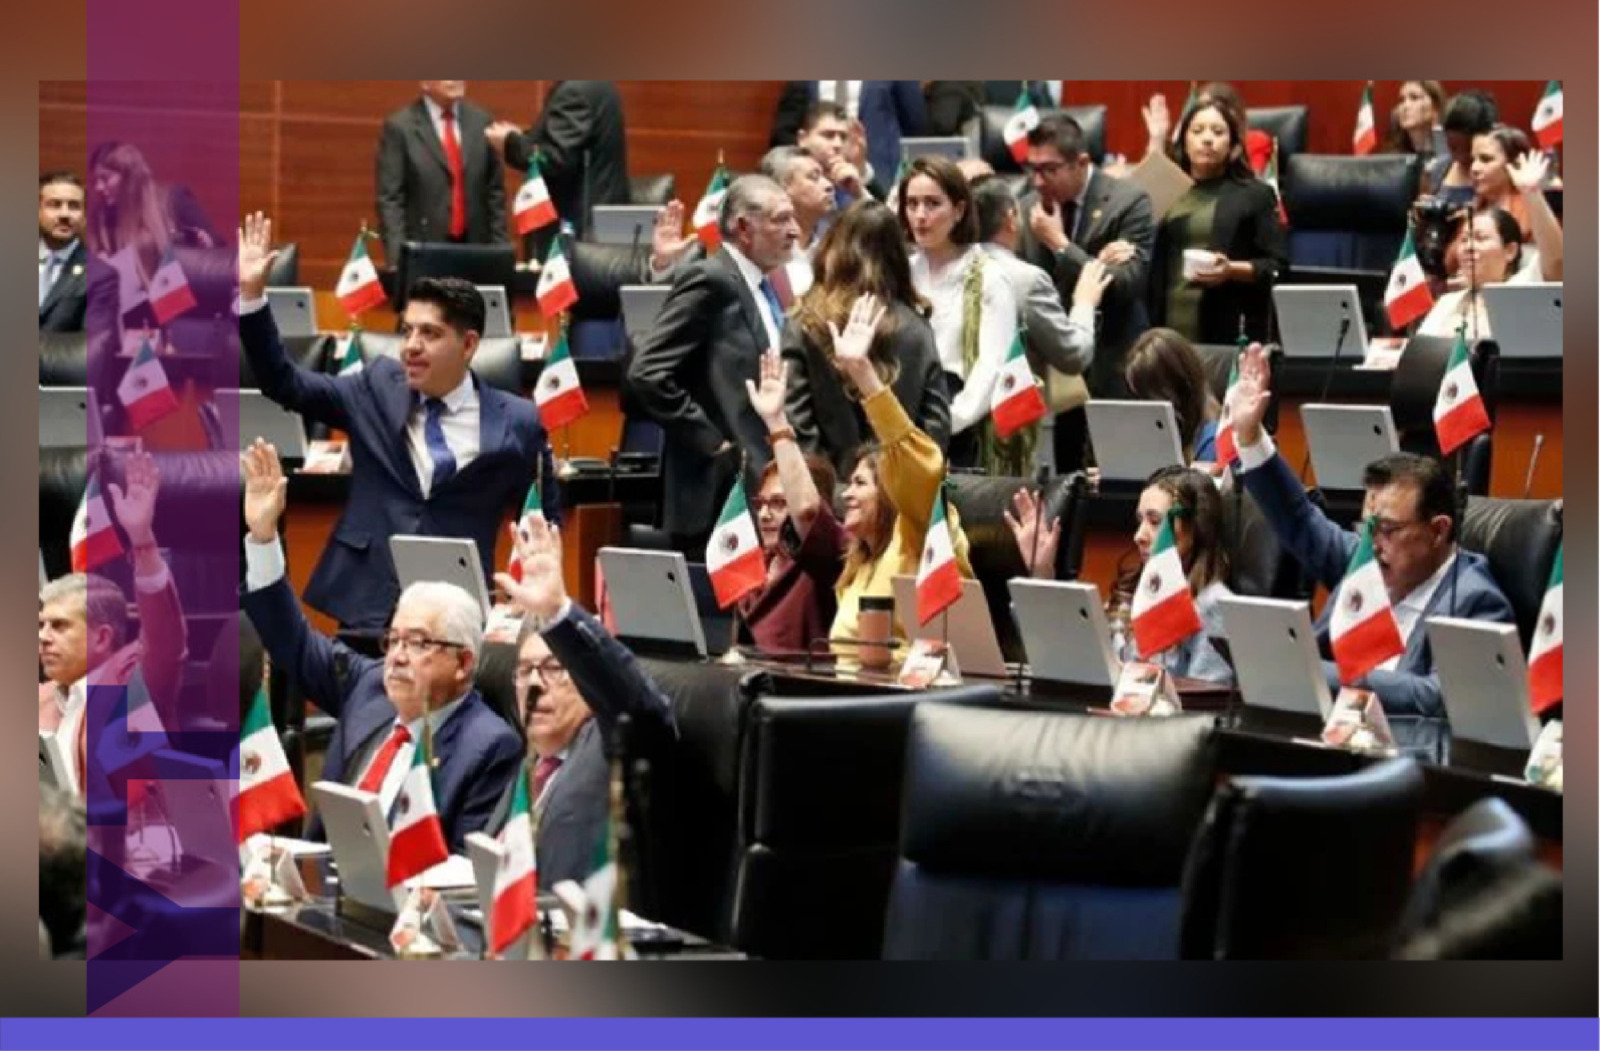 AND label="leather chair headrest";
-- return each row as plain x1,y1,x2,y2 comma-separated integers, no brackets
1391,335,1494,438
40,331,88,387
349,333,523,396
473,639,526,736
568,242,649,320
239,334,330,390
979,104,1106,172
901,704,1217,883
265,243,299,288
1246,106,1309,161
1459,496,1562,648
1284,155,1420,232
168,247,244,319
39,446,89,578
629,174,677,206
